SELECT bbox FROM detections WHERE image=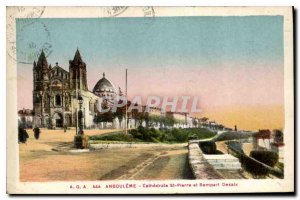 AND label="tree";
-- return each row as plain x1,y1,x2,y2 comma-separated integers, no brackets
131,108,147,127
147,115,161,127
160,115,176,127
94,100,114,128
